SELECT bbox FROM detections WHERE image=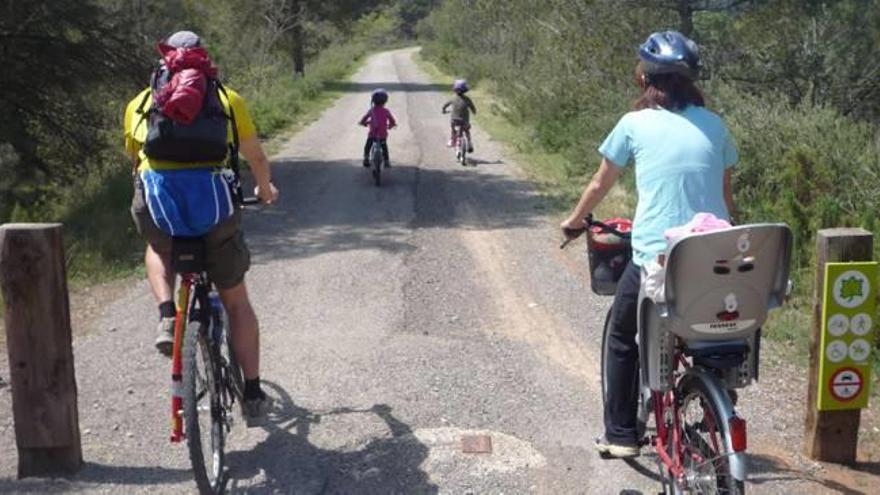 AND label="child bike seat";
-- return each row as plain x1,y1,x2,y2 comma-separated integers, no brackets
652,223,792,342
